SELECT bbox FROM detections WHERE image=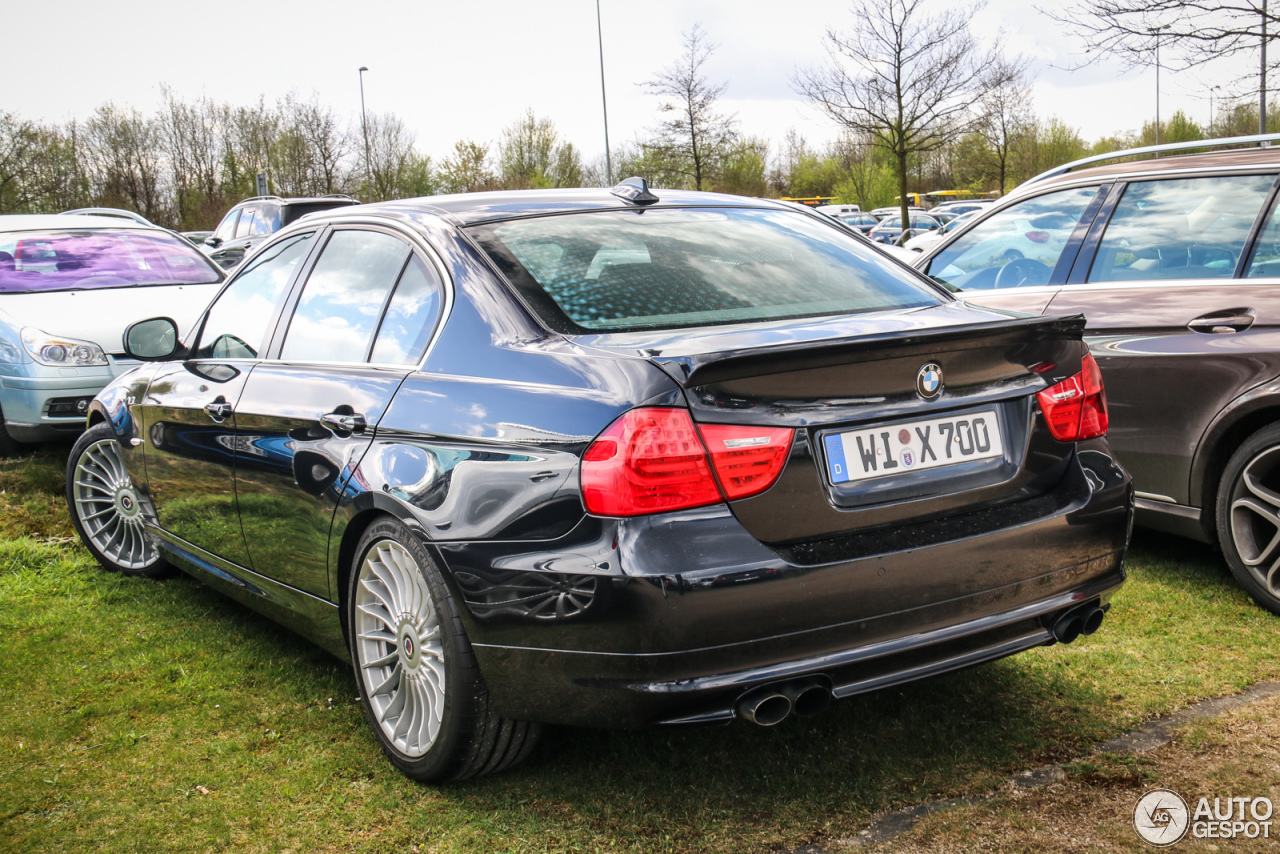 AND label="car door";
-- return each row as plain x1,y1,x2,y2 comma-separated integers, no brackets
1044,172,1280,506
137,231,318,566
231,226,446,599
919,183,1110,315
